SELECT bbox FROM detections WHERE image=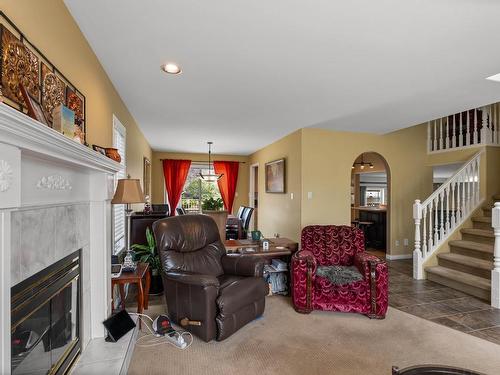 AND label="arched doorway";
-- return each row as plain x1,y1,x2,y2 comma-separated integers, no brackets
351,152,390,258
